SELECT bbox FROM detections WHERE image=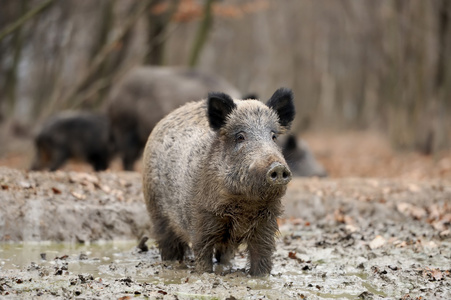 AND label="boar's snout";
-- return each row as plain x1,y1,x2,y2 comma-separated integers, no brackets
266,162,292,186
